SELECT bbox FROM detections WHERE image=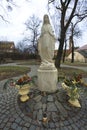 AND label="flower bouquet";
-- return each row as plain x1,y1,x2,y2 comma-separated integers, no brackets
73,73,87,87
16,74,32,102
62,73,82,107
